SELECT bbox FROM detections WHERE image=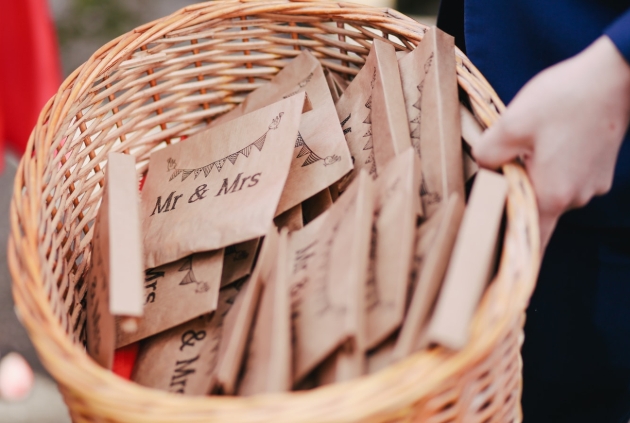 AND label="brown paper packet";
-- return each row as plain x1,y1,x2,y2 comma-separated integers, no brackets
211,51,353,215
365,148,420,350
330,72,349,92
86,152,143,369
302,188,333,225
274,204,304,232
399,27,465,218
237,229,291,395
289,171,374,383
131,282,244,395
392,192,465,362
426,170,507,350
213,226,280,394
325,70,342,103
141,94,306,268
116,250,224,348
336,39,411,189
220,239,260,288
